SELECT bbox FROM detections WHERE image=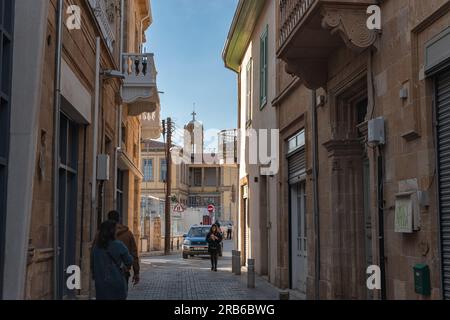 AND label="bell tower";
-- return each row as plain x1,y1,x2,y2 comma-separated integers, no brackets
184,108,204,160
